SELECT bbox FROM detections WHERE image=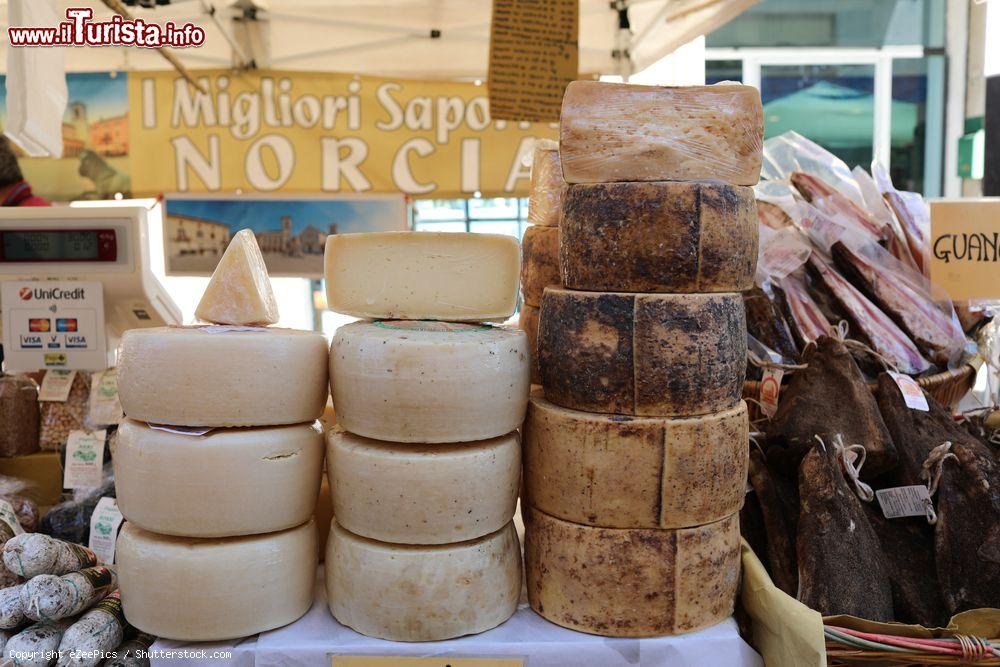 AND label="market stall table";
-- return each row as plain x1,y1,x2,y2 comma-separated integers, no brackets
151,571,763,667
